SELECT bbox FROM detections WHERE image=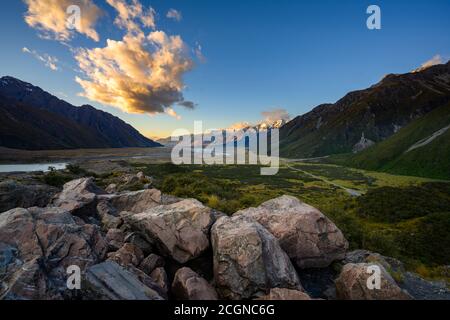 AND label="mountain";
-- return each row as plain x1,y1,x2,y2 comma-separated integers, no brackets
345,101,450,179
280,61,450,158
157,120,287,148
0,76,161,150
